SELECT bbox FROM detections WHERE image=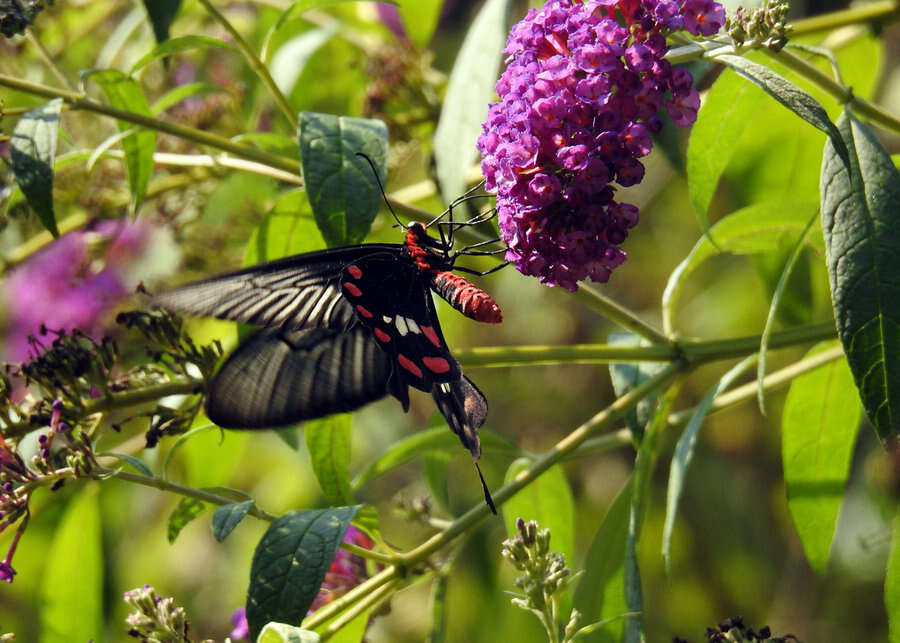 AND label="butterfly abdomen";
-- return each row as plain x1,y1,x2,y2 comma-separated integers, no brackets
431,272,502,323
